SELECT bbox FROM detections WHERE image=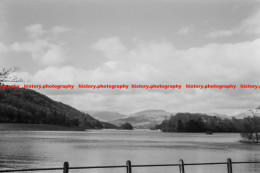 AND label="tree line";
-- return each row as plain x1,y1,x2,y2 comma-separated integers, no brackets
155,113,260,137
